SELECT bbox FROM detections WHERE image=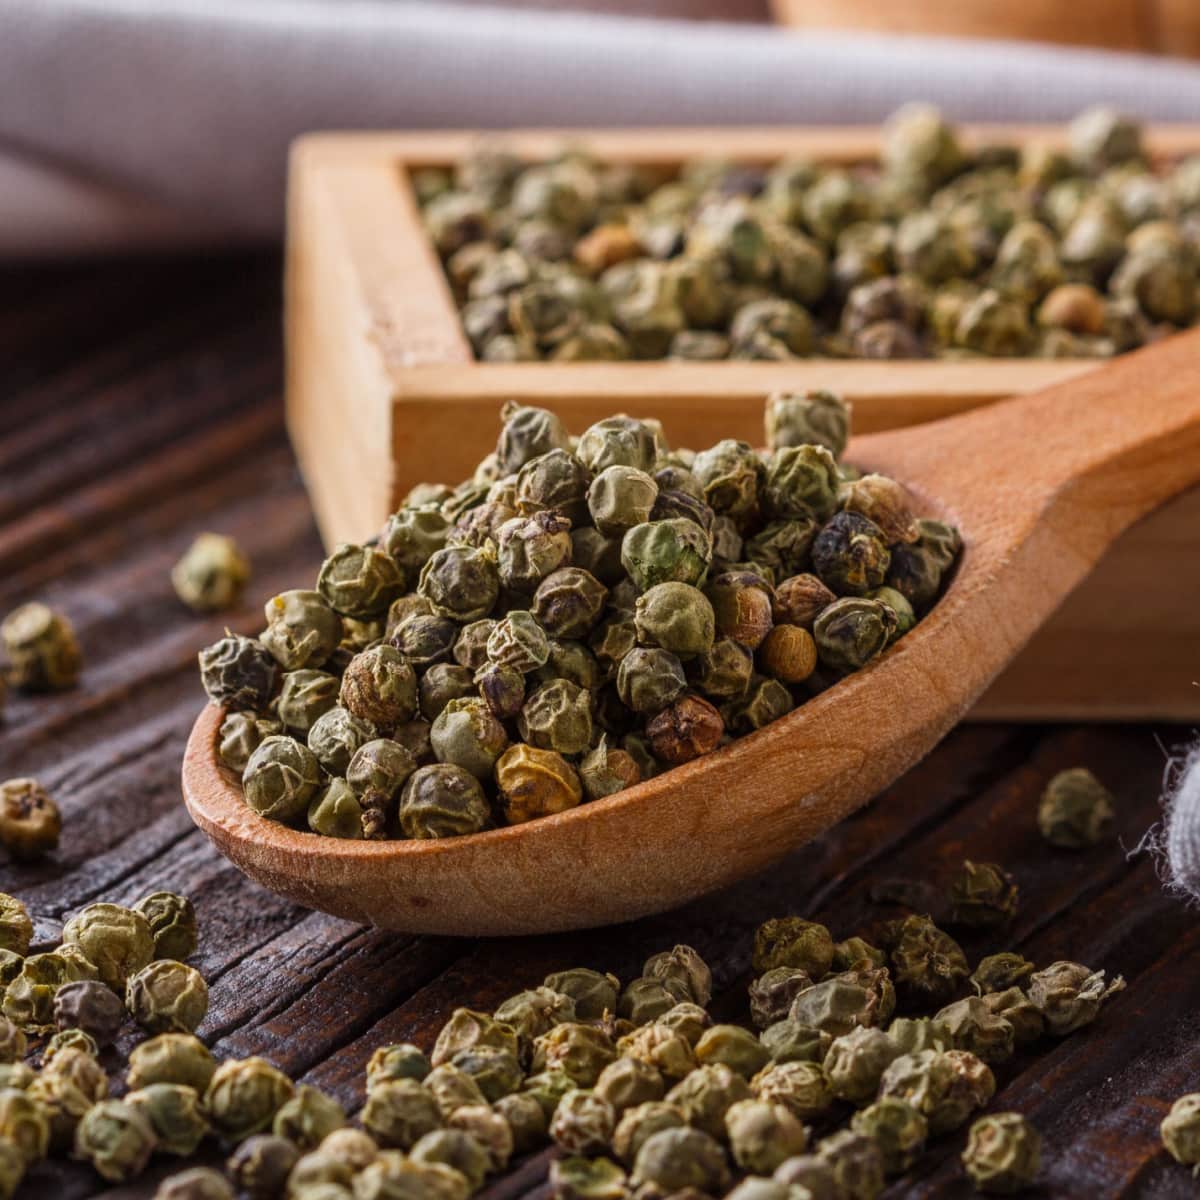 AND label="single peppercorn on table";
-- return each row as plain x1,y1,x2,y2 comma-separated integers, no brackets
6,254,1200,1198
